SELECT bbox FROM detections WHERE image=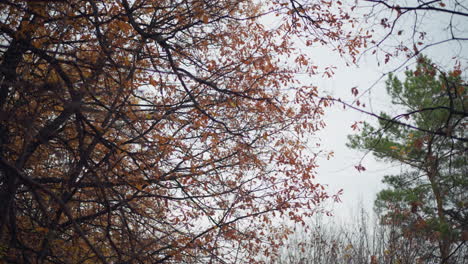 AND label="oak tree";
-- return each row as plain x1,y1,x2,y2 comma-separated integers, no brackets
0,0,361,263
